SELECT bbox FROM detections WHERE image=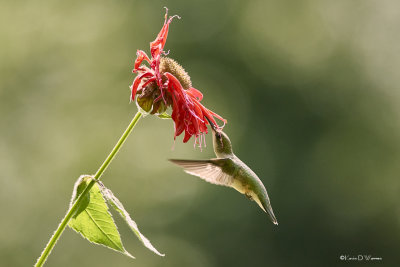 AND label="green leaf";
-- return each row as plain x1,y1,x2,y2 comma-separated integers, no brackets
99,182,165,256
157,112,171,119
136,96,153,114
70,175,91,218
68,175,134,259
